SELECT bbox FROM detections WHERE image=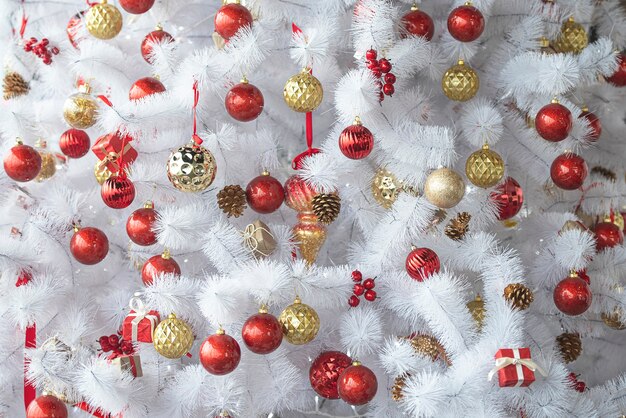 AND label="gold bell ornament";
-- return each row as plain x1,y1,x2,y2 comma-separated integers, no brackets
63,82,99,129
424,168,465,209
552,17,588,55
34,140,56,182
465,144,505,188
442,59,479,102
153,313,195,359
166,141,217,192
283,68,324,113
278,296,320,345
86,0,123,40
